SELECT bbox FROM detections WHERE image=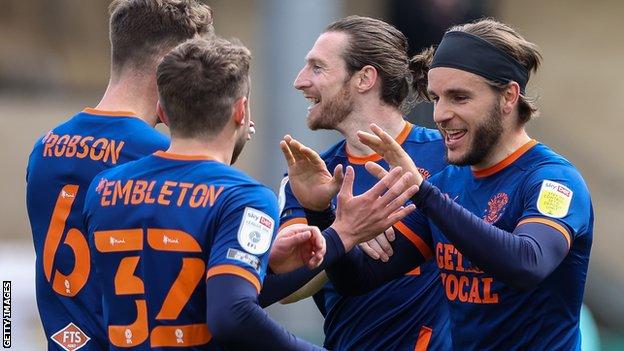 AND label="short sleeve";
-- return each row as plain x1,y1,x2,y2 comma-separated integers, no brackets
518,165,593,247
206,185,279,293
